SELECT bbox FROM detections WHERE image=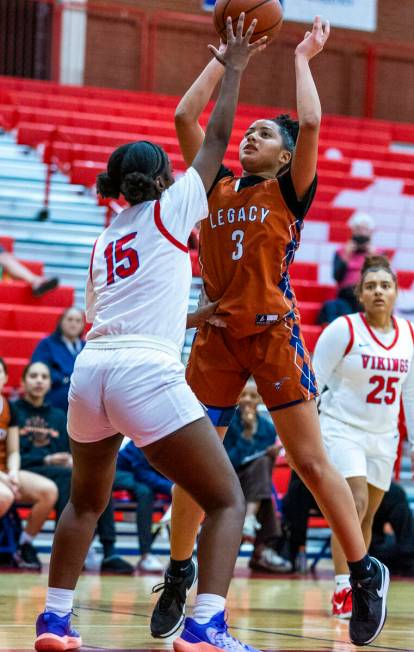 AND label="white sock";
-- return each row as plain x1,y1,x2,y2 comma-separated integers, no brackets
19,531,34,545
335,574,351,592
192,593,226,624
45,587,74,617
